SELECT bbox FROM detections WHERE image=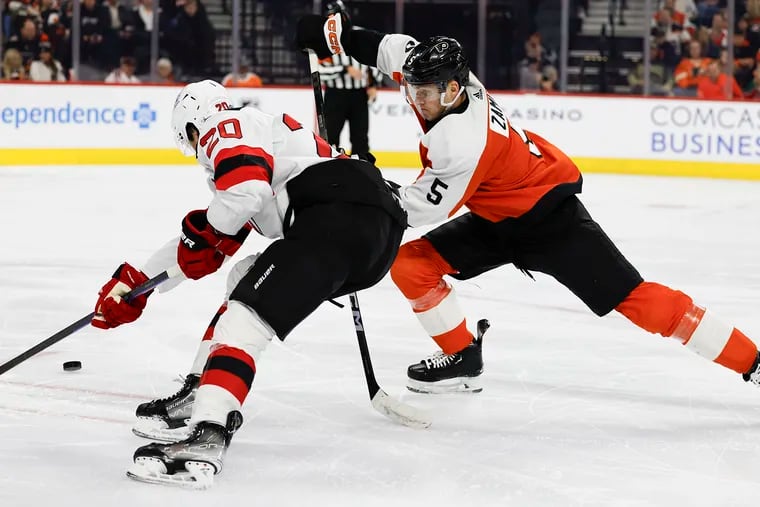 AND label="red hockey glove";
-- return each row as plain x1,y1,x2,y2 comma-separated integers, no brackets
92,262,152,329
177,209,251,280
